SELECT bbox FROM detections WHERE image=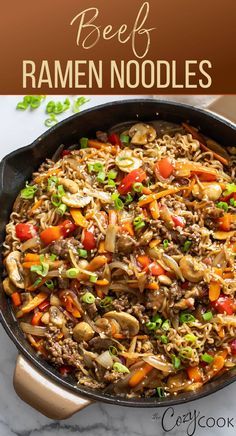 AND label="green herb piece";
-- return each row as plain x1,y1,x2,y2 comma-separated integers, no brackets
184,334,197,343
57,185,65,197
109,346,118,356
51,194,61,207
77,248,88,258
107,170,118,180
179,312,195,324
89,274,97,283
66,268,79,279
45,279,54,290
93,162,104,172
172,355,181,369
48,176,58,190
230,198,236,207
133,182,143,192
163,239,169,249
56,204,67,216
107,179,116,188
202,311,213,321
32,278,43,288
81,292,96,304
20,183,37,200
30,263,49,277
100,296,113,308
183,240,192,252
125,193,133,205
223,183,236,196
156,387,166,398
160,335,169,344
80,137,88,149
152,314,162,323
146,321,157,330
16,95,45,111
49,254,57,261
111,193,124,210
133,216,145,231
162,320,171,332
72,97,90,113
120,134,130,144
217,202,229,212
201,353,214,364
179,347,193,360
97,171,106,183
113,362,130,374
45,113,58,127
46,98,70,115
